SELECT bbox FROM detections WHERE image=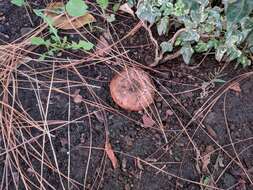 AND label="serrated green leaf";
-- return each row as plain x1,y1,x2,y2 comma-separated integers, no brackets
66,0,88,17
79,40,94,50
180,44,194,64
157,16,169,36
160,41,173,53
31,37,48,46
96,0,109,10
11,0,25,7
71,40,94,50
